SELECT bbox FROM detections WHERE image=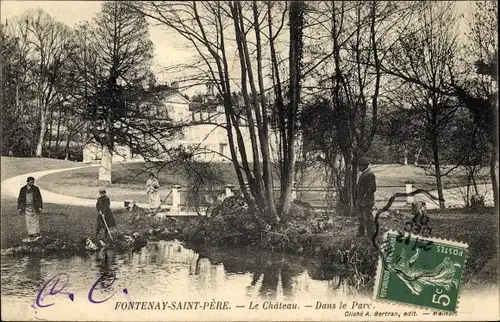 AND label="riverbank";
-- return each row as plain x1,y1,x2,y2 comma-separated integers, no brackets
1,157,497,287
2,197,498,286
